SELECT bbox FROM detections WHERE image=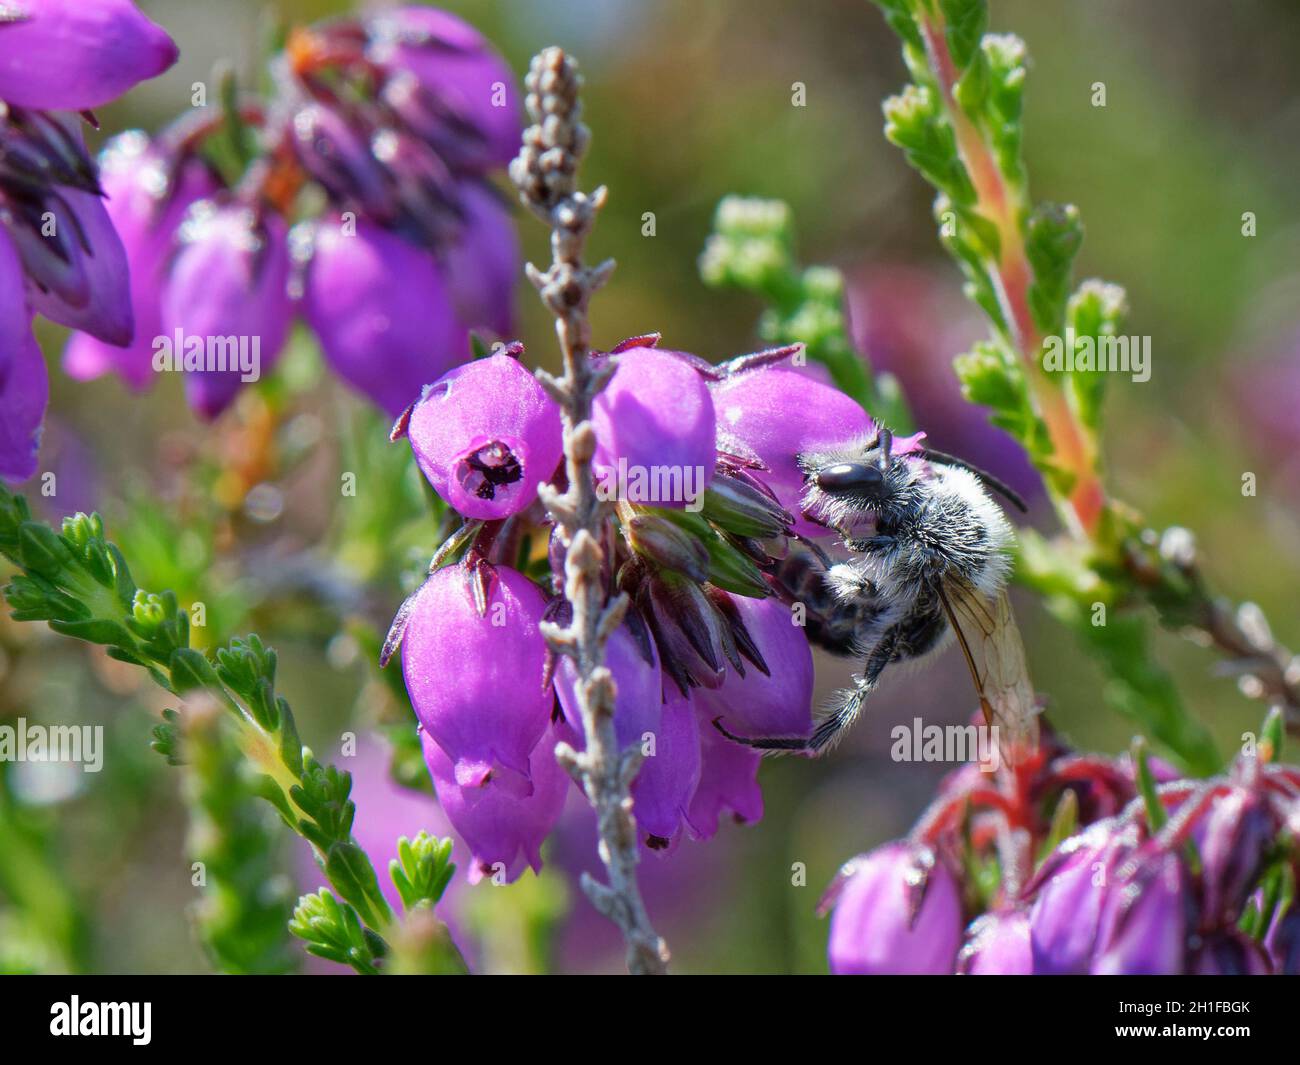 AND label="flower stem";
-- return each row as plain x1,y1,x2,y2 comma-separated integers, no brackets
509,46,668,975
